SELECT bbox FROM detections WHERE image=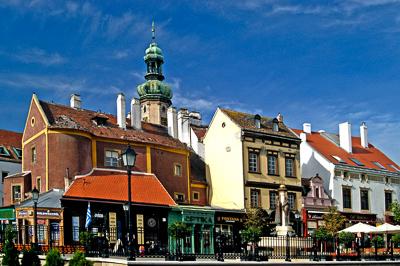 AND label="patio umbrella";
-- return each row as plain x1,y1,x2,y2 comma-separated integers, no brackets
339,222,377,233
374,223,400,234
